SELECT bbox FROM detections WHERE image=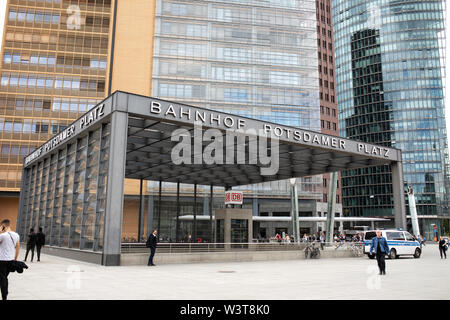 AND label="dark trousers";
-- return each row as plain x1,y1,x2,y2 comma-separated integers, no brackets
36,245,42,261
376,252,386,274
148,247,156,265
24,244,35,262
0,261,12,300
439,247,447,259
